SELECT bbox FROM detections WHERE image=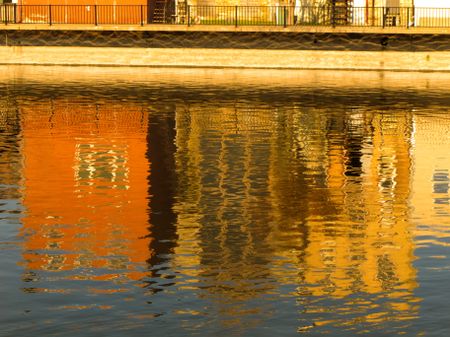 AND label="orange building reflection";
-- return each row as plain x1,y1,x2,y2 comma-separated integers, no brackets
20,101,151,282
